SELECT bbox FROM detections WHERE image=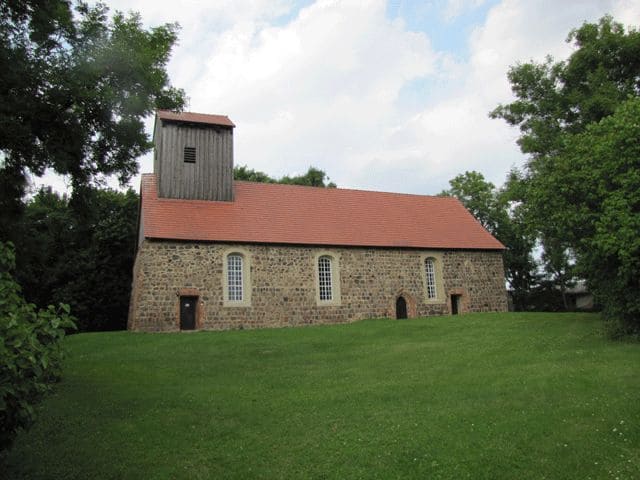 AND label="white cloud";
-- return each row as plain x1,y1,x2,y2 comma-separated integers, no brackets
392,0,640,192
41,0,640,197
185,0,437,184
